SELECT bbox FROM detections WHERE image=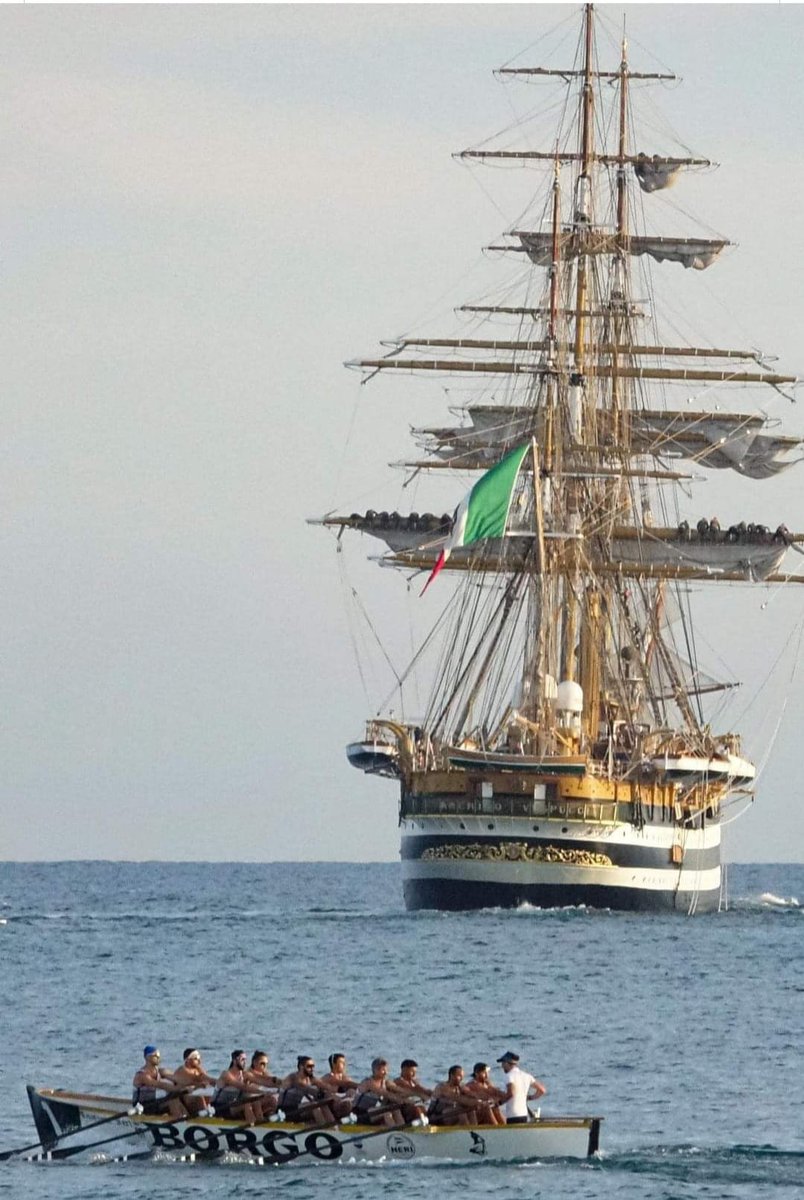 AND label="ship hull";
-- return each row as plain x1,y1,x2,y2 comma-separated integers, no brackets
400,815,722,914
25,1087,601,1163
